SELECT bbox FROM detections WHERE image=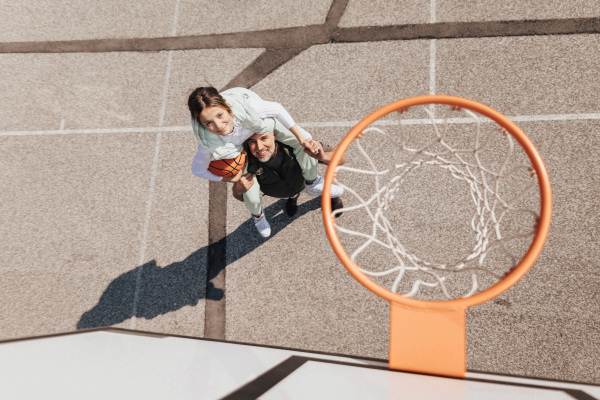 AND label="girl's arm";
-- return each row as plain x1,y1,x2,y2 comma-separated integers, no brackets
191,145,223,181
288,125,322,156
249,96,320,154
